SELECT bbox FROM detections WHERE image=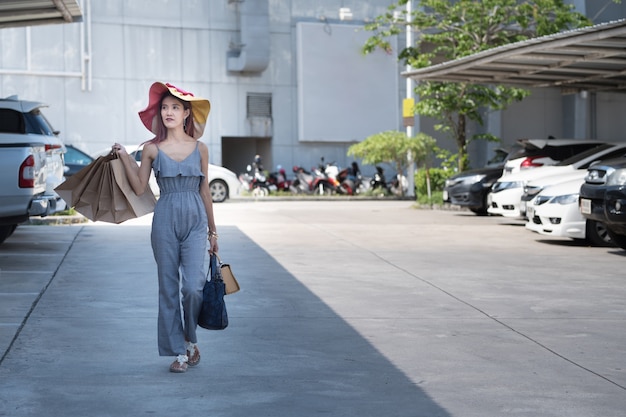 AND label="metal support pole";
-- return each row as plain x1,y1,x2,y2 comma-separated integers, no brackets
405,1,416,198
